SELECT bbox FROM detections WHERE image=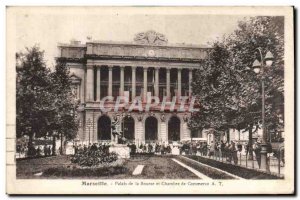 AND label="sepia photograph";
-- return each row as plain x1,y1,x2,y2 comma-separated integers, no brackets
6,6,294,195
